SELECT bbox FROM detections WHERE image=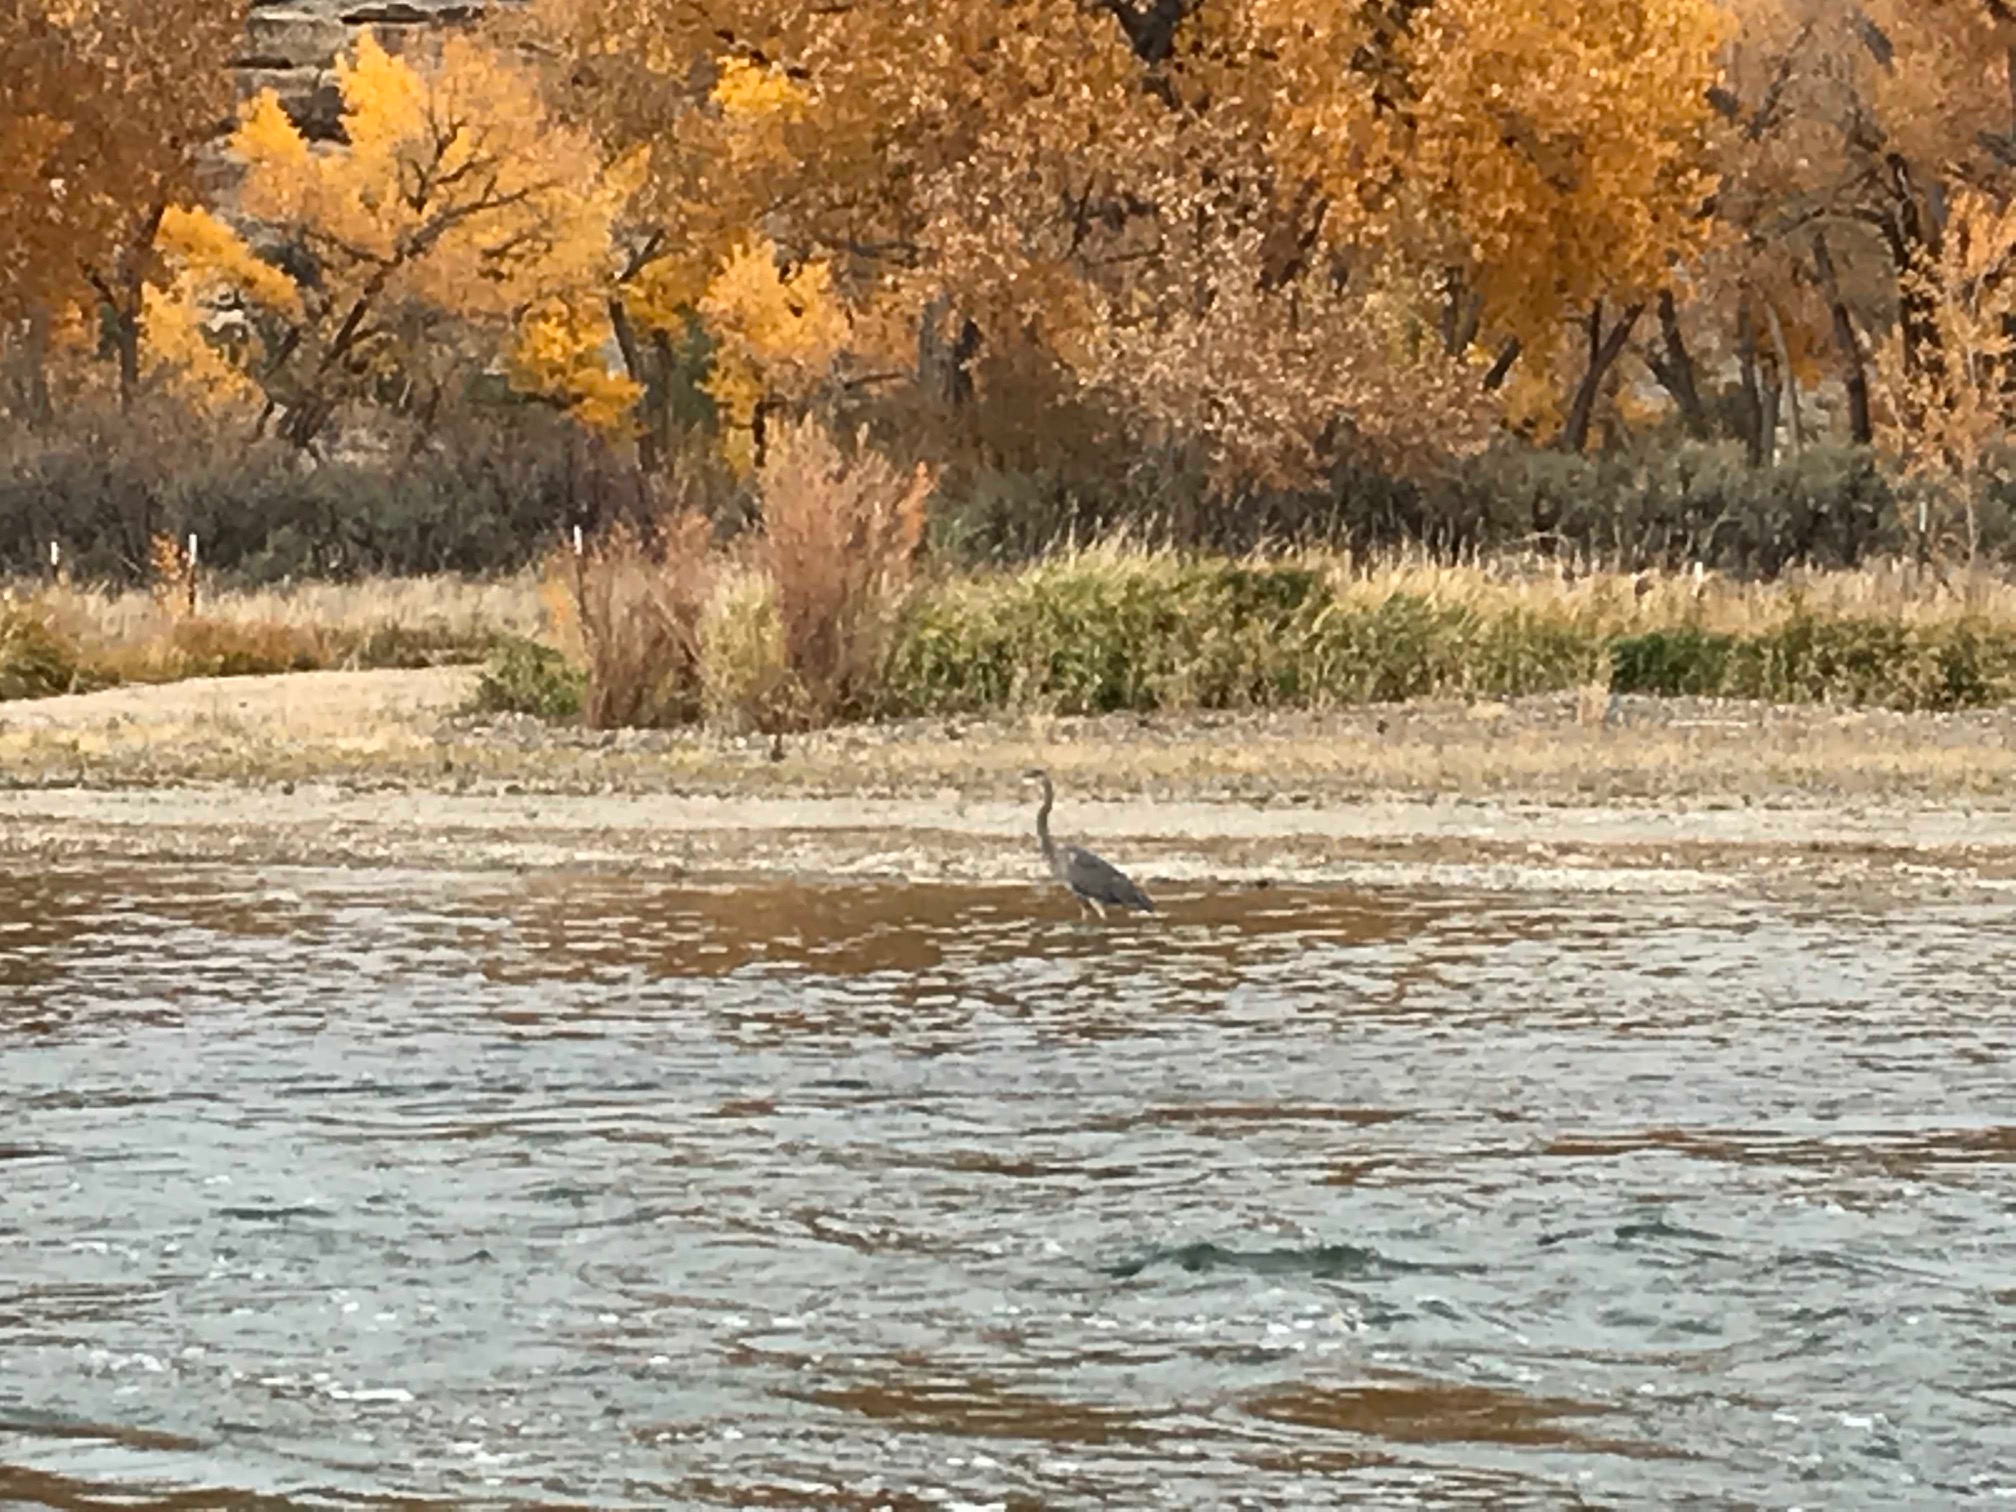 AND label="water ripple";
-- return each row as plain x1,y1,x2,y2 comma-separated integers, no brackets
1,866,2012,1506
